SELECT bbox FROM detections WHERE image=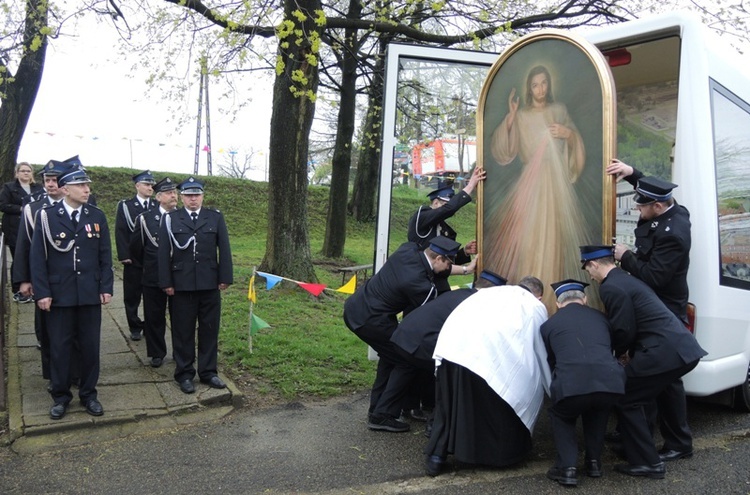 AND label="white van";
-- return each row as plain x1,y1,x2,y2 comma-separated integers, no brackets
375,12,750,409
